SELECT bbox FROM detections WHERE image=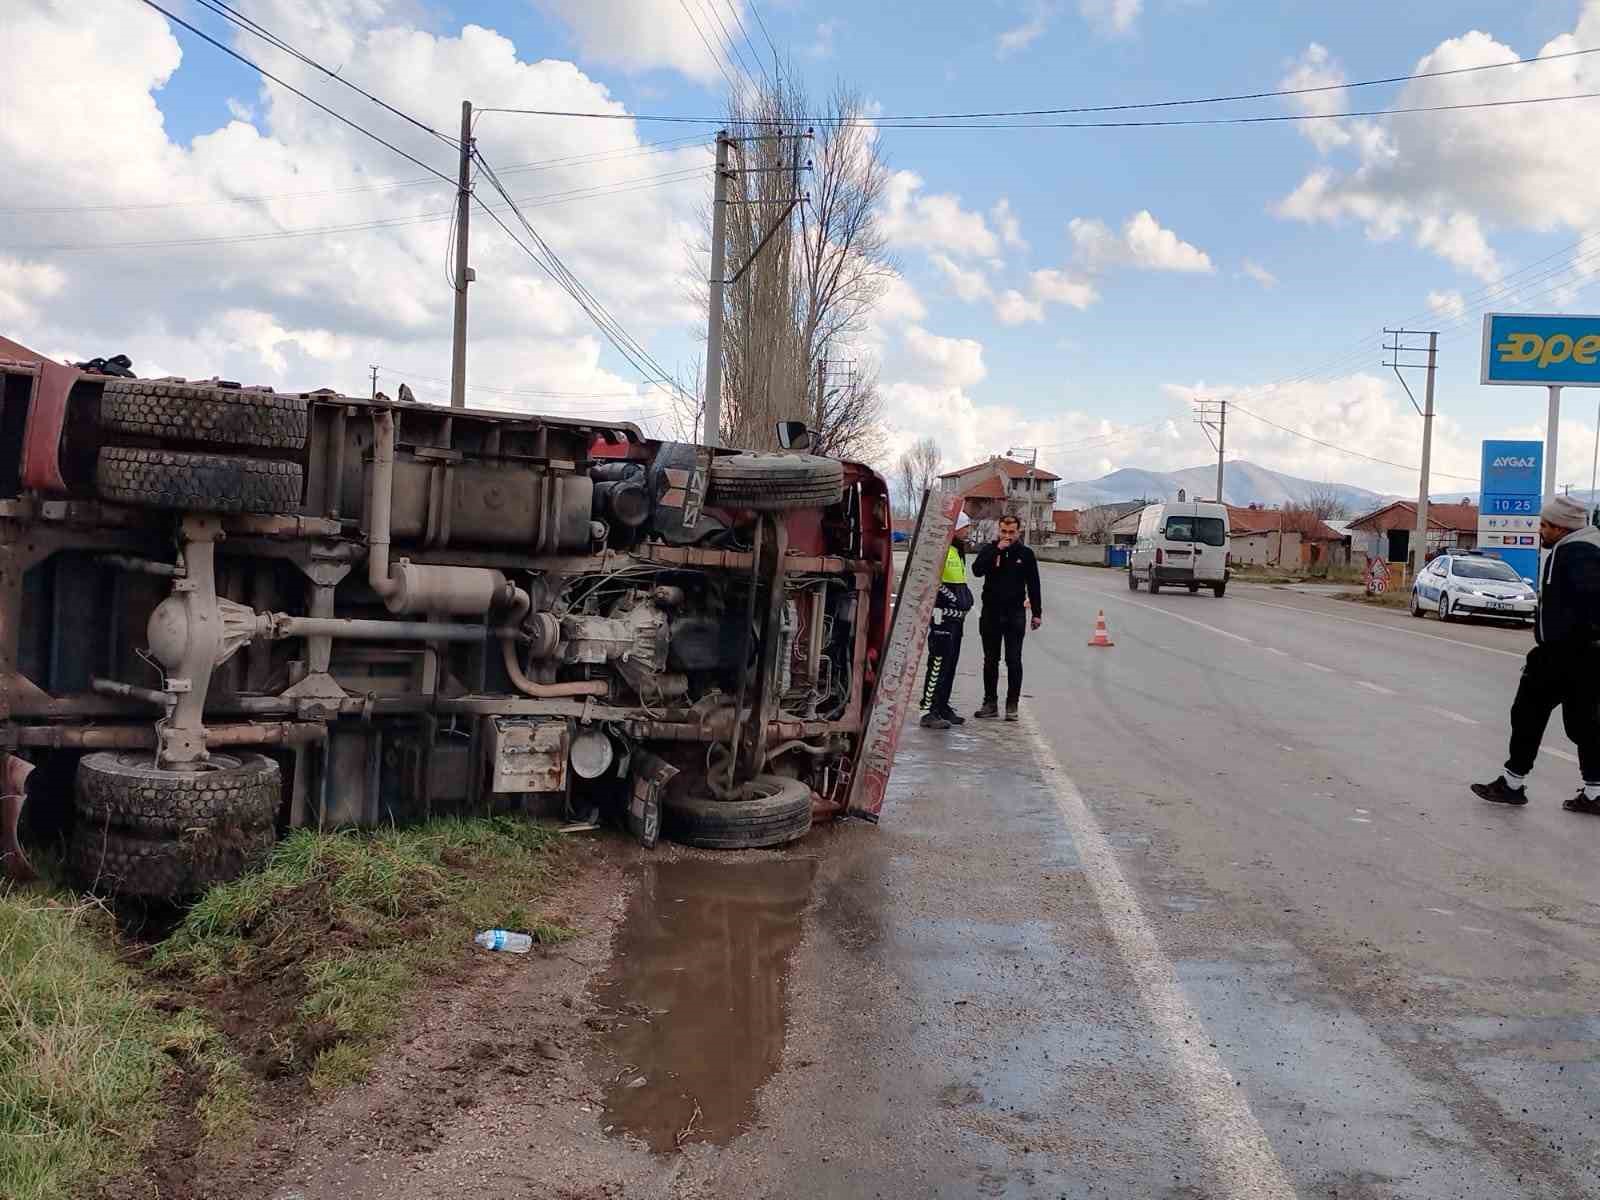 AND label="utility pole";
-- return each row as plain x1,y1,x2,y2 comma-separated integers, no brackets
1008,446,1039,542
1385,328,1438,583
449,100,474,409
1194,398,1227,501
702,130,732,446
815,357,827,431
369,365,379,400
